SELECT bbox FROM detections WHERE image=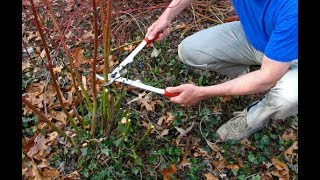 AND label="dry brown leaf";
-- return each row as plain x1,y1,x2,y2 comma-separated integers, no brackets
43,84,57,109
40,49,46,58
158,112,176,127
211,159,226,172
127,92,160,111
123,44,134,52
157,115,166,126
22,168,28,176
72,48,92,68
38,159,50,169
203,173,218,180
284,141,298,160
42,167,60,178
224,15,239,22
23,105,33,116
161,164,178,180
165,112,175,126
63,86,75,107
226,164,239,171
261,171,273,180
26,31,37,41
212,105,222,114
36,47,41,53
205,140,221,153
61,171,80,179
240,138,256,150
23,133,38,153
178,156,190,168
175,121,195,145
65,30,73,39
82,30,94,39
33,149,51,161
220,96,232,103
193,147,210,158
25,160,60,180
30,162,43,180
82,75,88,91
174,23,187,30
53,65,63,73
282,129,297,141
46,132,58,146
33,94,44,108
50,110,67,125
120,117,127,124
159,129,170,137
178,141,191,169
271,157,290,180
26,81,45,96
64,0,74,12
22,61,33,71
175,121,195,138
27,135,47,158
23,81,47,110
141,120,151,129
